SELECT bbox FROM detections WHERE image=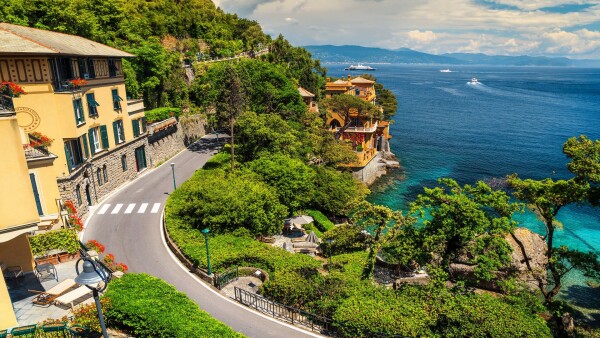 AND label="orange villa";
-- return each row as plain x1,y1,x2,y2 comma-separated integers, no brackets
324,75,394,183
